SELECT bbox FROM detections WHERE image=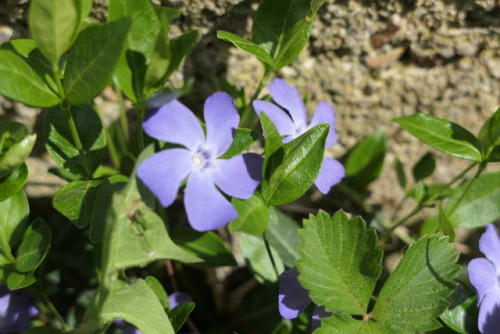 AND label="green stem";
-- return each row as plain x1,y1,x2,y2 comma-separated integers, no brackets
136,107,145,152
115,83,130,142
52,63,65,101
105,127,121,169
381,161,479,242
36,281,70,331
262,231,280,279
446,162,487,216
240,69,272,129
61,103,93,179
